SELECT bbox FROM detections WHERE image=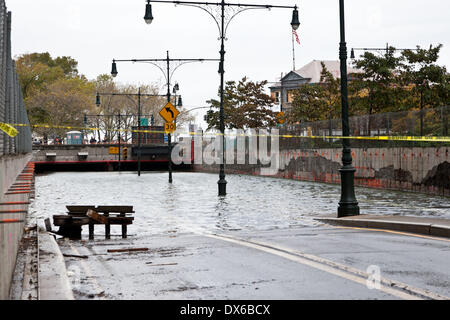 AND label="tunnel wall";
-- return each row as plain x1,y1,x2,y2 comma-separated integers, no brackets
0,0,33,300
0,154,32,300
195,147,450,197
